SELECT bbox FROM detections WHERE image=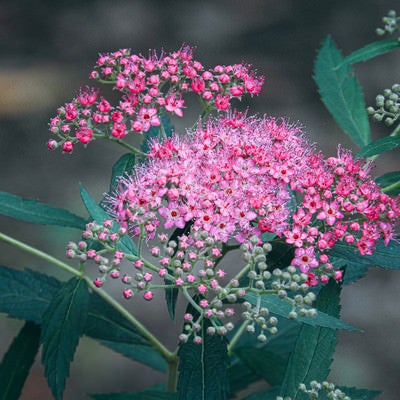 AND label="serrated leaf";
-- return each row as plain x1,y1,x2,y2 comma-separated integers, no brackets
244,292,356,331
279,280,341,399
98,340,167,371
228,321,300,396
41,277,90,400
356,135,400,158
141,114,174,154
110,153,136,192
314,36,371,147
0,322,41,400
329,240,400,269
0,191,86,229
90,389,177,400
79,183,137,256
234,347,287,386
85,291,168,371
0,266,61,323
243,387,281,400
343,38,400,65
177,322,230,400
165,223,193,320
338,386,381,400
375,171,400,195
85,290,149,345
331,257,370,285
